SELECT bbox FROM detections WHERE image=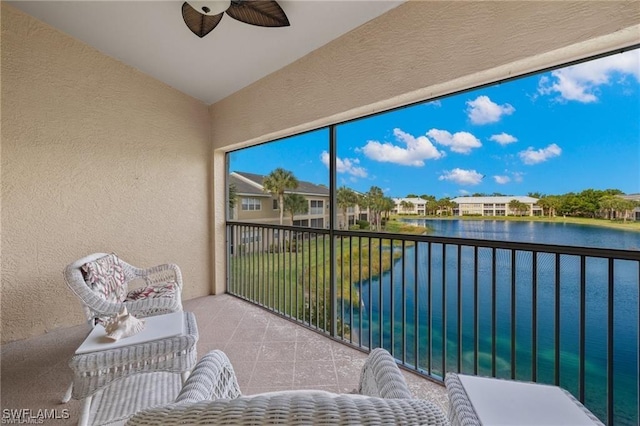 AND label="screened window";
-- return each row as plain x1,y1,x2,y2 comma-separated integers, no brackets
309,200,324,215
310,218,324,228
241,198,261,211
